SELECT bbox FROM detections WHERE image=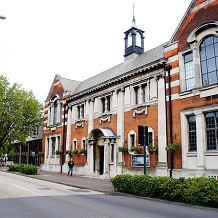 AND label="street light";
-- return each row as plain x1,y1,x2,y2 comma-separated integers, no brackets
0,16,6,20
